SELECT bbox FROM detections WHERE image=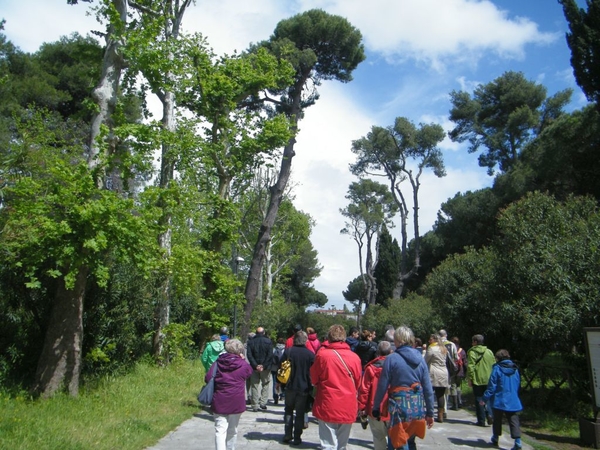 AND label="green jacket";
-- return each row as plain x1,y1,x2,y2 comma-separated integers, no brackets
201,340,224,371
467,345,495,386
